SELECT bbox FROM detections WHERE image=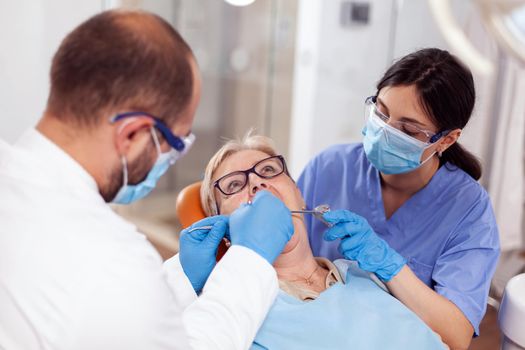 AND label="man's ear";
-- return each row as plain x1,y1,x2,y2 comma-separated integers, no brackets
113,117,156,157
438,128,462,153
